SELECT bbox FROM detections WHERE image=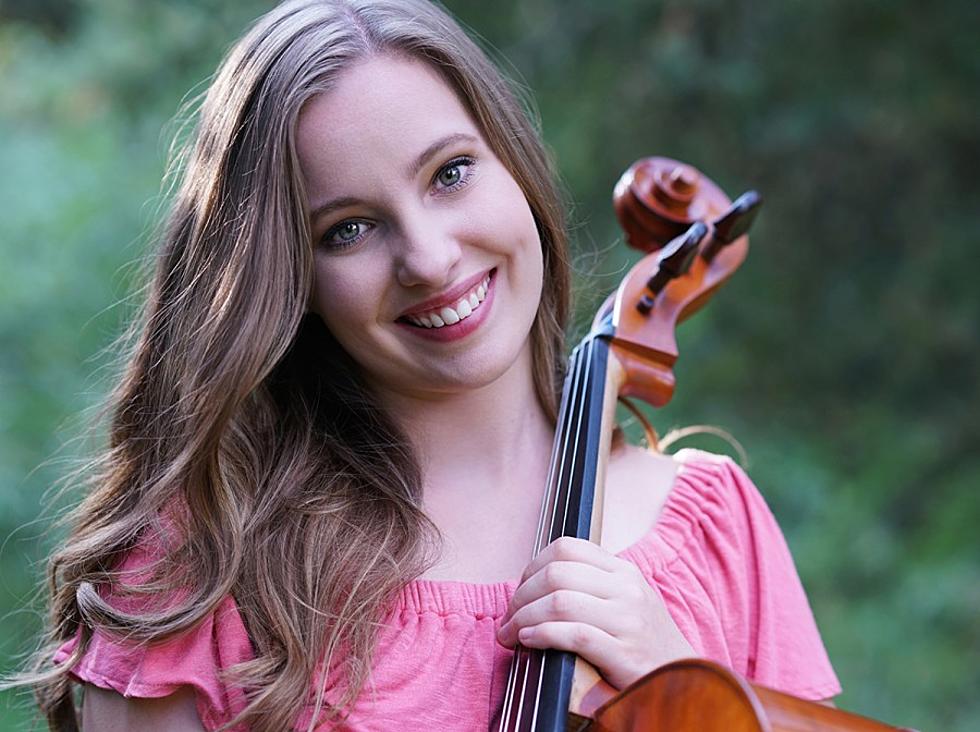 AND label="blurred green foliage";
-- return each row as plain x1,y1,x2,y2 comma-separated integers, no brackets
1,0,977,729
